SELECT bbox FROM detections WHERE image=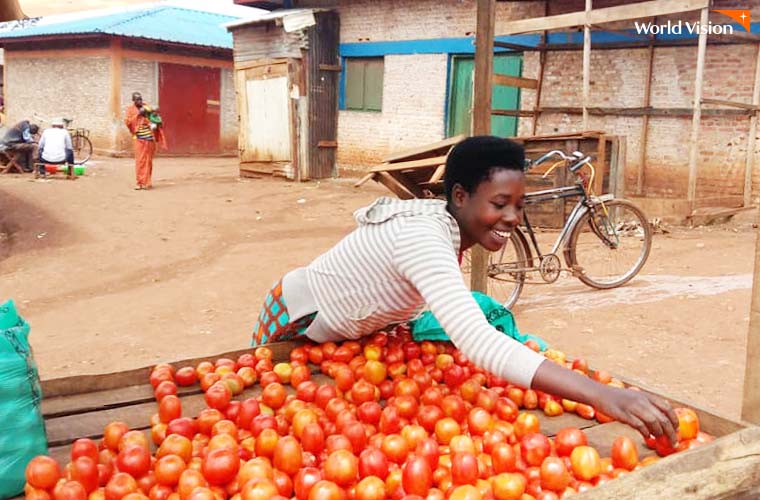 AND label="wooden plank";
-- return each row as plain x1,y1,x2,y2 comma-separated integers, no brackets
539,106,751,117
429,164,446,184
234,57,290,72
745,44,760,208
636,41,654,196
387,170,426,198
583,421,655,459
687,7,709,211
370,155,448,173
471,0,496,295
493,40,538,51
742,204,760,423
318,63,341,71
492,109,538,117
531,15,548,137
354,172,375,187
492,73,538,89
317,140,338,148
41,342,300,398
582,0,592,129
575,426,760,500
593,134,606,195
382,135,465,164
376,171,416,199
532,410,598,437
701,98,760,111
615,136,627,198
499,0,709,35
